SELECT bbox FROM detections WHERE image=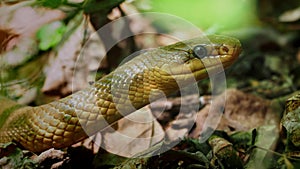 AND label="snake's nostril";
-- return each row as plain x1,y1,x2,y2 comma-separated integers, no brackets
220,46,229,54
